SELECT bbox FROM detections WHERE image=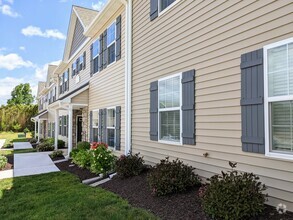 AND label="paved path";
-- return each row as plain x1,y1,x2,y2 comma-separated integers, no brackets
14,152,60,177
13,142,33,150
0,139,5,148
